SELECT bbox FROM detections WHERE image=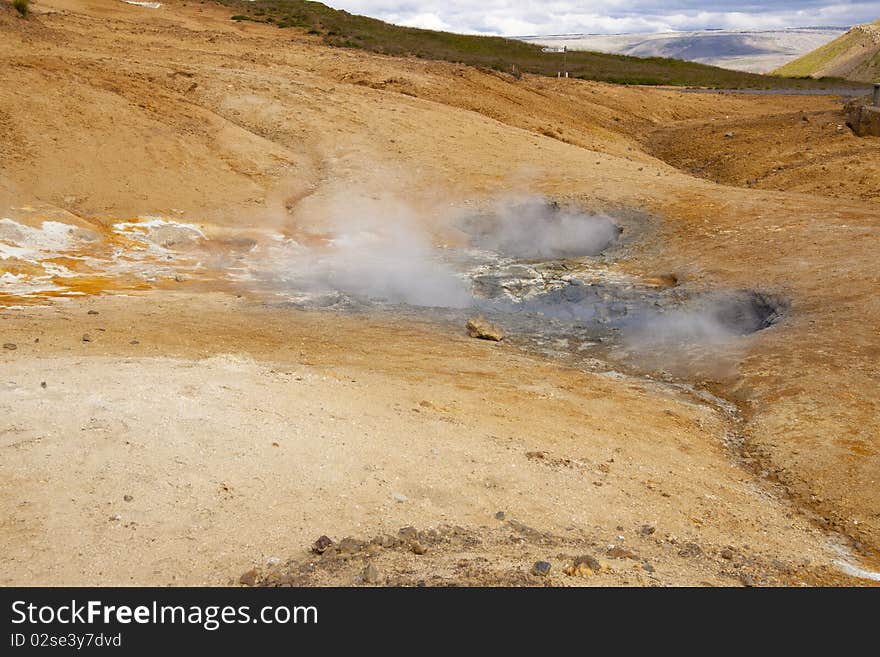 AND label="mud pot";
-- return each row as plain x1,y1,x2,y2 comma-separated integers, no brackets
248,198,789,382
